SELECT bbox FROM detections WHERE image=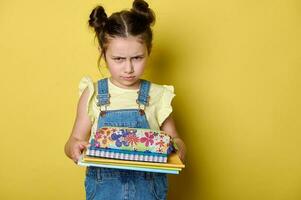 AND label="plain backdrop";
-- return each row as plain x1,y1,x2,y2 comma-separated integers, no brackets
0,0,300,199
